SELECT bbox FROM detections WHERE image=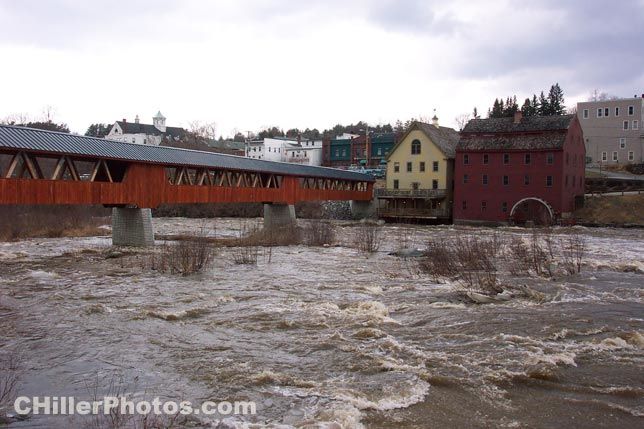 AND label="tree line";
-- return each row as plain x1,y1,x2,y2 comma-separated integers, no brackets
487,83,567,118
